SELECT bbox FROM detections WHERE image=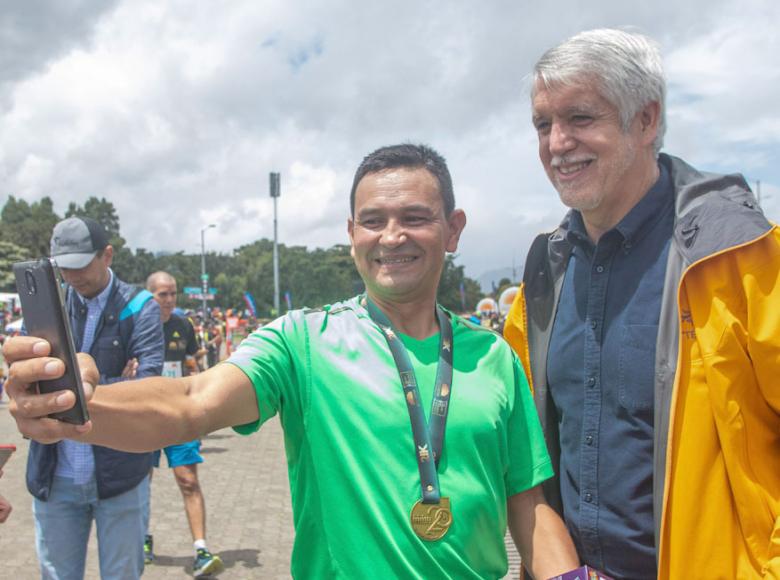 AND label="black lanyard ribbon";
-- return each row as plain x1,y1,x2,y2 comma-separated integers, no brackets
365,297,453,504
